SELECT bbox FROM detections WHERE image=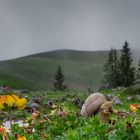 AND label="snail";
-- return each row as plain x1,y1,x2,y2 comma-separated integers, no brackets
81,93,119,123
